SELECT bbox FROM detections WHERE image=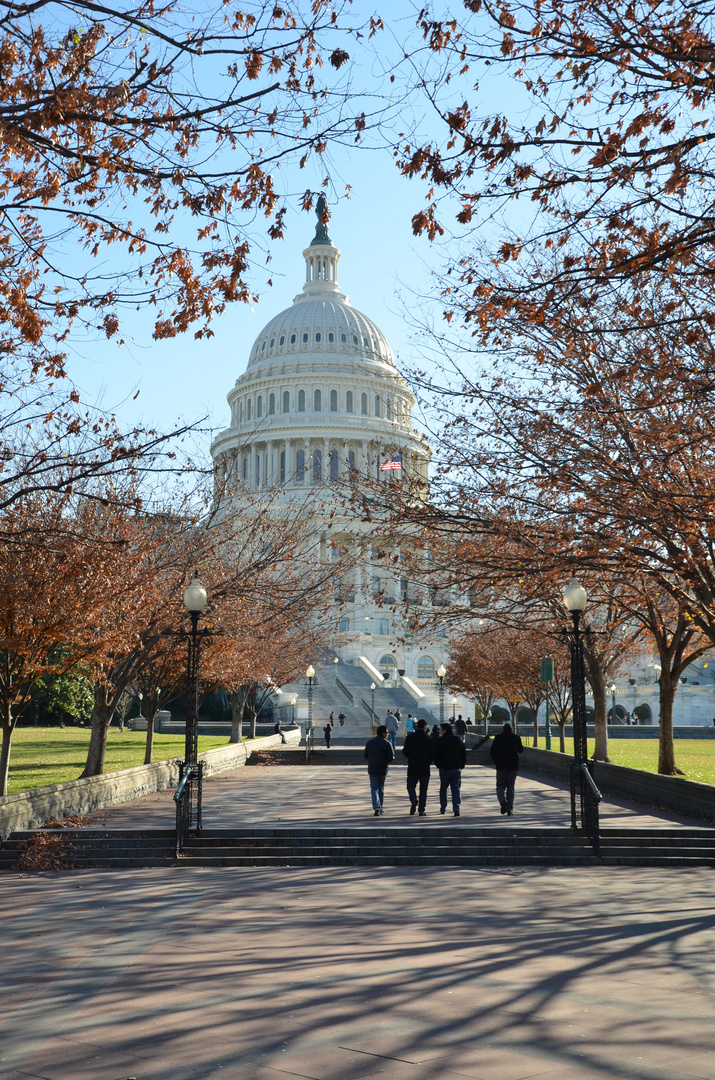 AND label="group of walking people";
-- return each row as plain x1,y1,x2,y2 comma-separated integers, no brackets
364,716,524,818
